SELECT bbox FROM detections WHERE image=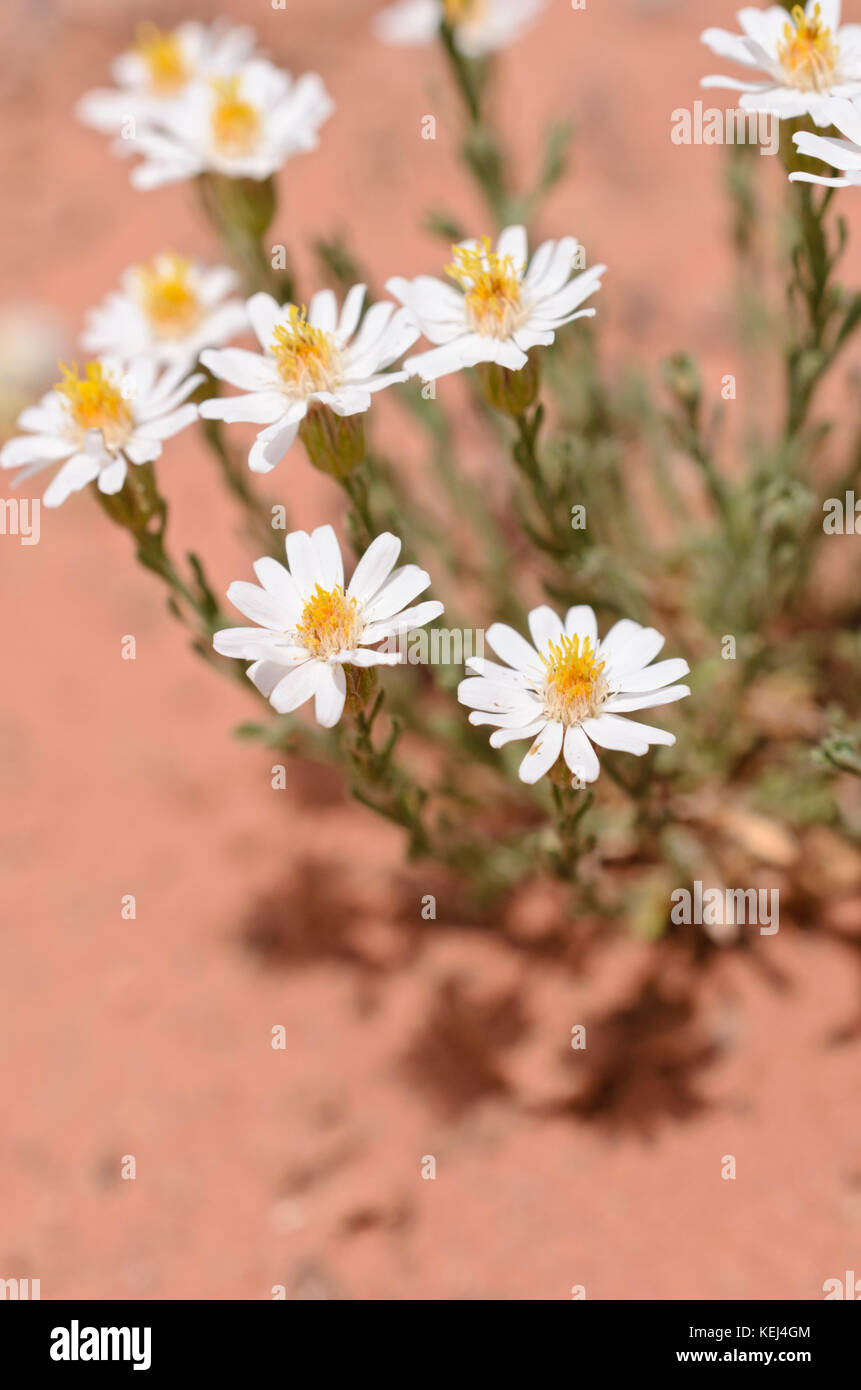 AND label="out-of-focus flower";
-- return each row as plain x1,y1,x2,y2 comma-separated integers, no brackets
0,305,67,439
458,606,690,785
789,94,861,183
0,357,202,507
388,225,605,383
214,526,444,726
701,1,861,125
76,20,257,134
123,60,334,189
373,0,547,58
81,253,248,370
199,287,418,473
